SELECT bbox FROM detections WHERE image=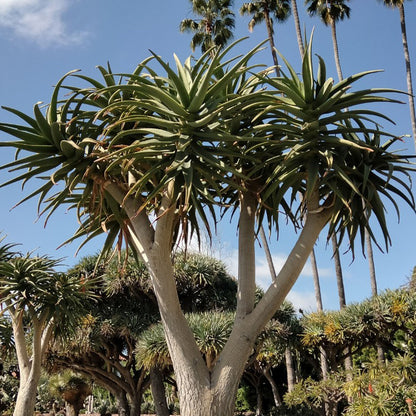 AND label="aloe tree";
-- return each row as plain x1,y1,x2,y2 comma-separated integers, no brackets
378,1,416,151
240,0,291,75
0,39,414,416
180,0,235,54
0,243,96,416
